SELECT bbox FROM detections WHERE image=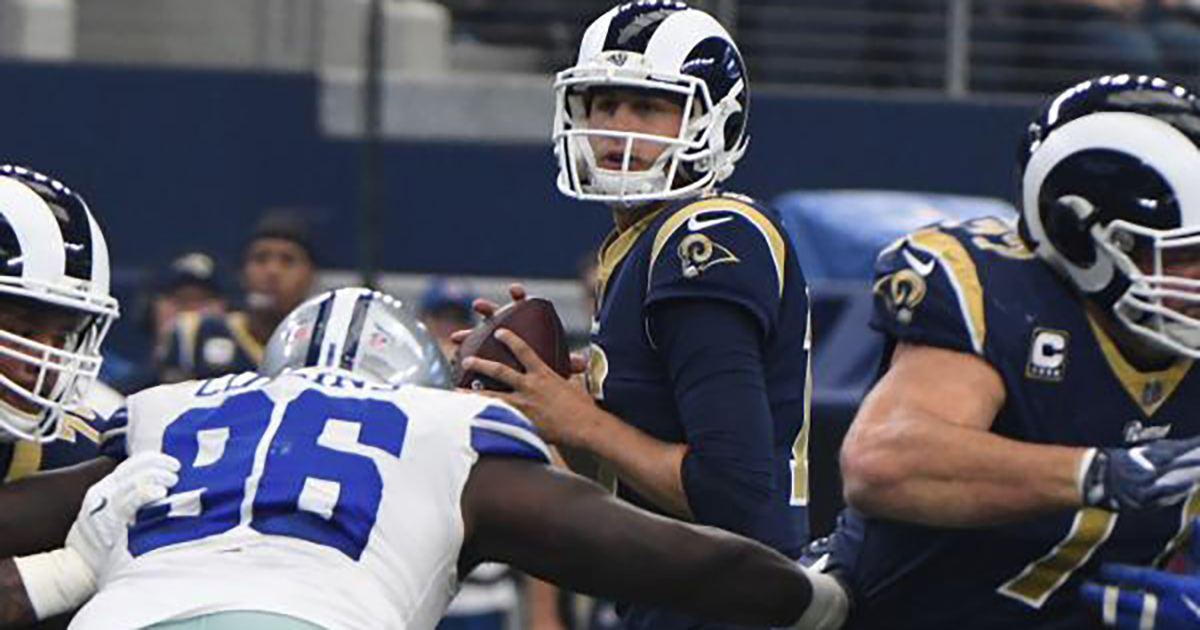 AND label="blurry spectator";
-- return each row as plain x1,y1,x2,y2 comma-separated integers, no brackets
107,250,227,393
418,276,477,358
147,251,227,351
156,211,316,382
1018,0,1200,89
